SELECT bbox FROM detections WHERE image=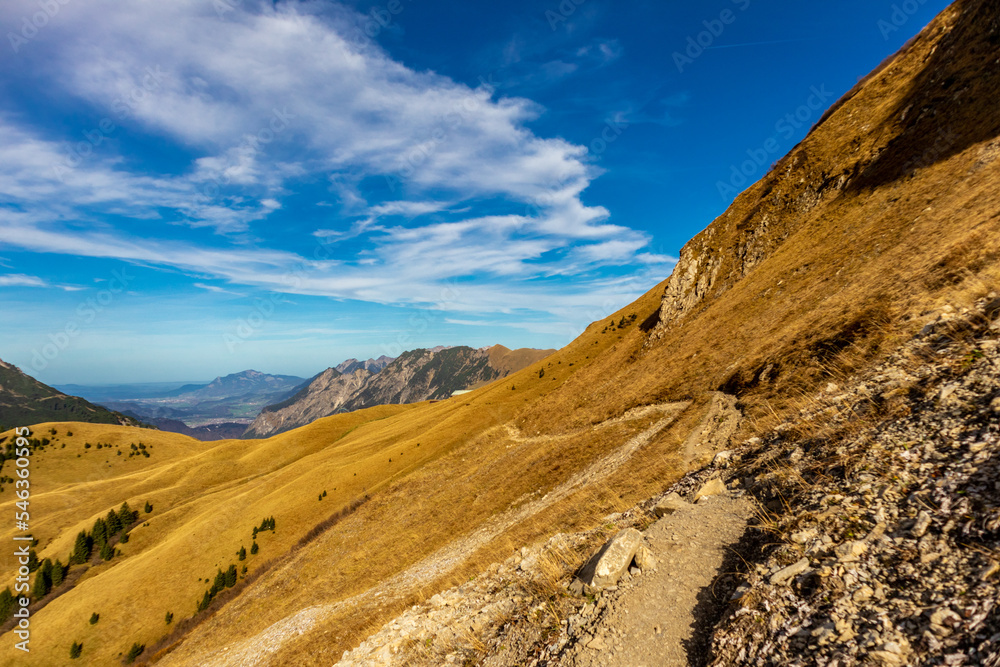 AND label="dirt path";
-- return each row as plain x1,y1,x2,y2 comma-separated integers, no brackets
167,402,693,667
555,492,754,667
